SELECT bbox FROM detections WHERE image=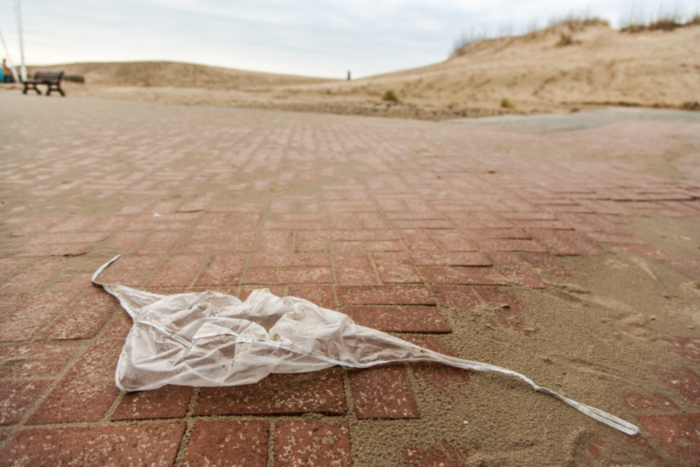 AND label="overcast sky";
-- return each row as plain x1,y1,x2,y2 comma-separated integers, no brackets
0,0,696,78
